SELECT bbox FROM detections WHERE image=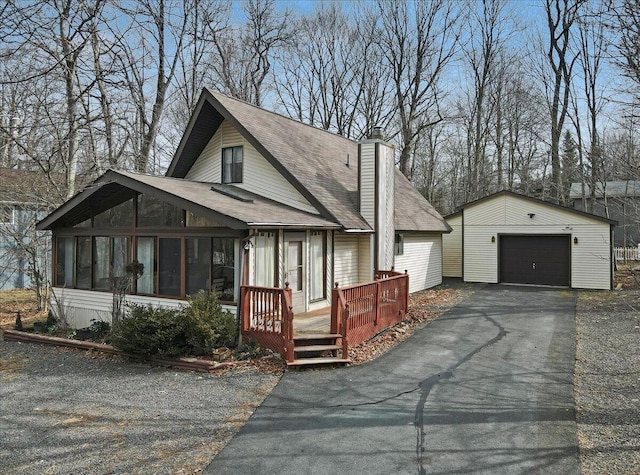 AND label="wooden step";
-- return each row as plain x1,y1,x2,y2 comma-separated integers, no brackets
293,333,341,341
287,357,350,367
294,344,341,353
